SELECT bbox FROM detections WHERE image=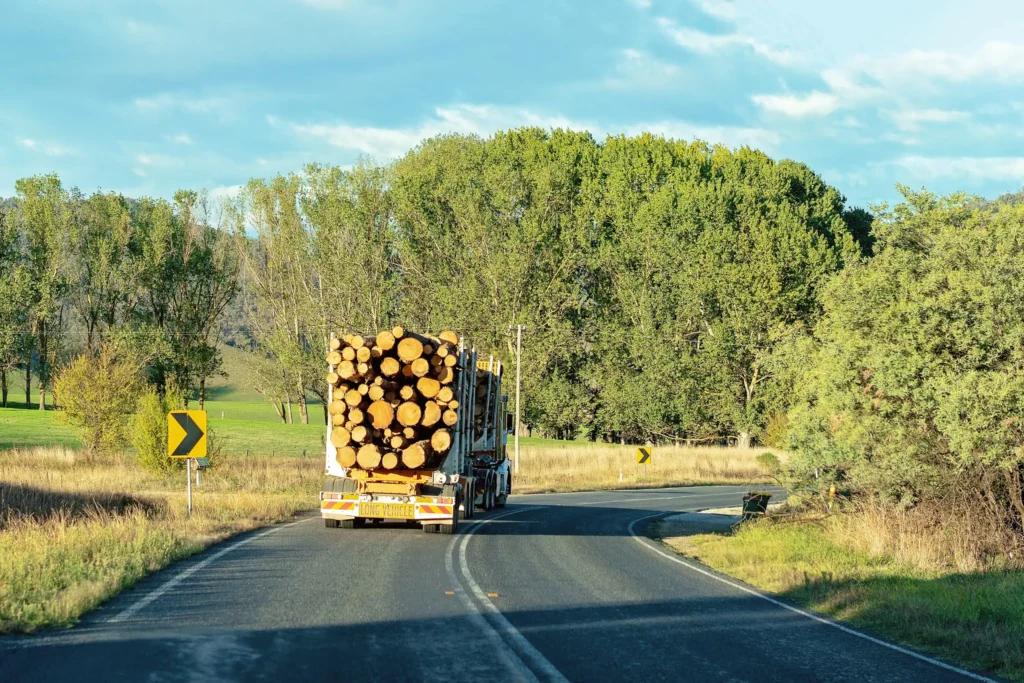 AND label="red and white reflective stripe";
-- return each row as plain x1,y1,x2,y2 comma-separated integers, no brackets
419,504,453,516
321,500,356,511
